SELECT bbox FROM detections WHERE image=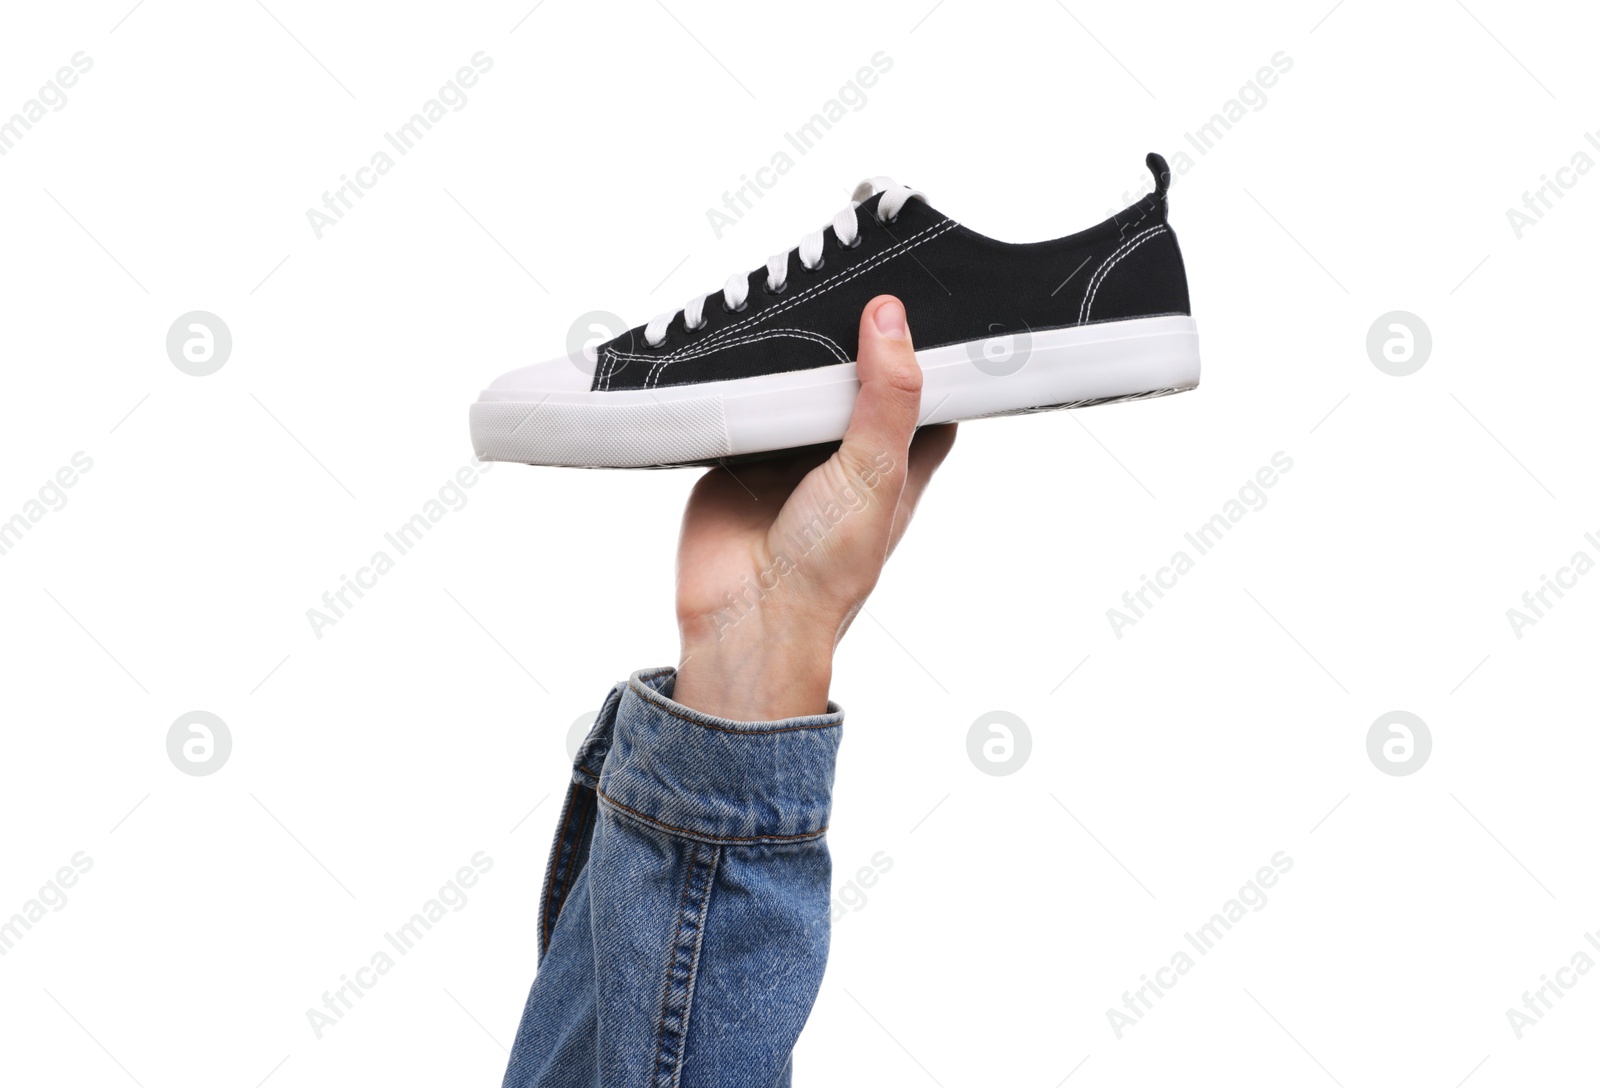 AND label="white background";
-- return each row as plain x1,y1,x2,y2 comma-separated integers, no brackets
1,0,1596,1084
